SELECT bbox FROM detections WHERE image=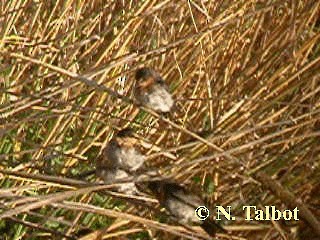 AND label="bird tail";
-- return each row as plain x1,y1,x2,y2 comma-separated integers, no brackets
201,219,226,236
